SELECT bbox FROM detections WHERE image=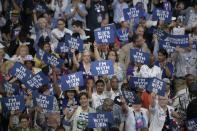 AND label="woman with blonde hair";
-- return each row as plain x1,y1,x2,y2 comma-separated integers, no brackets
11,45,29,63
